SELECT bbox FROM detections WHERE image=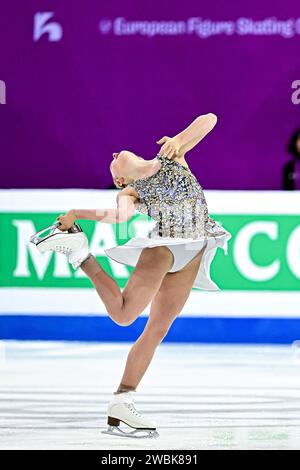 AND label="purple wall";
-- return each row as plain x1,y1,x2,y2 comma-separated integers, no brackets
0,1,299,190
